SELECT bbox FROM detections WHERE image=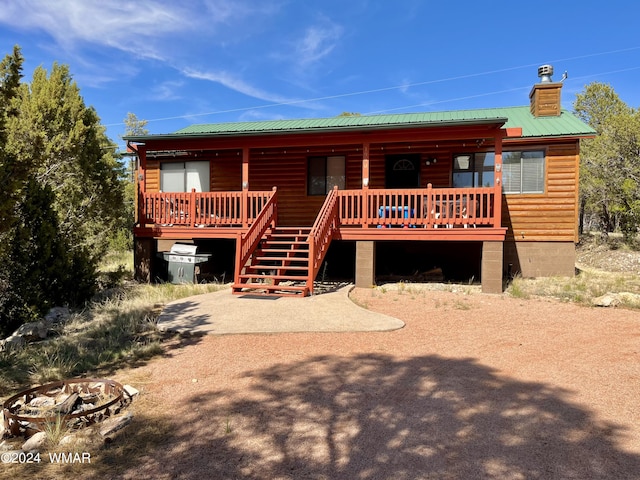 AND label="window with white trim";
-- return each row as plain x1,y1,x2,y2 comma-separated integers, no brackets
160,161,210,192
307,156,345,195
